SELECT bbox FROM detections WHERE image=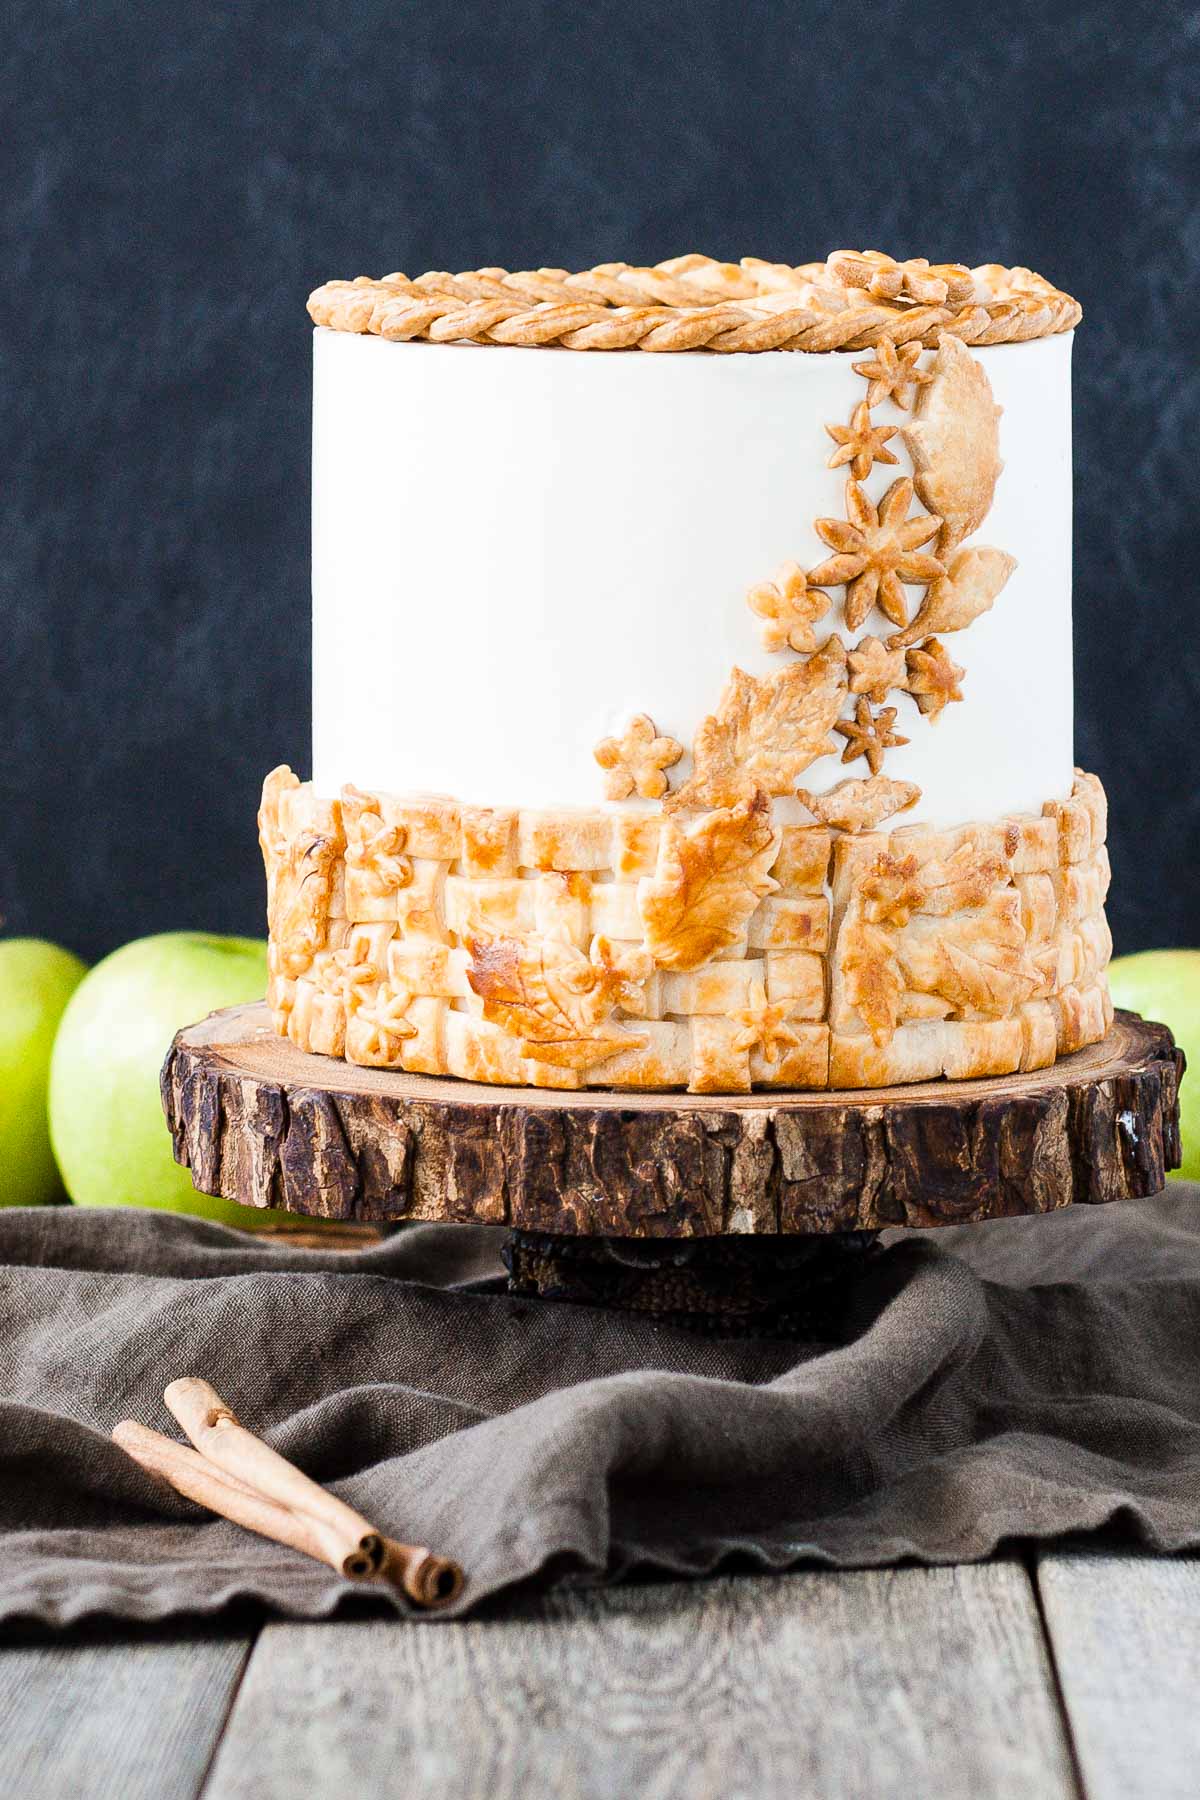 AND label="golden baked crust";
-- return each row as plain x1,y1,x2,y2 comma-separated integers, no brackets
308,254,1080,355
263,769,1113,1094
278,286,1098,1092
